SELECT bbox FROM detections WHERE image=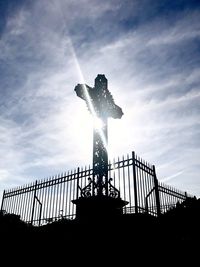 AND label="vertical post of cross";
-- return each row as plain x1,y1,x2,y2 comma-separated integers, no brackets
92,75,108,197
